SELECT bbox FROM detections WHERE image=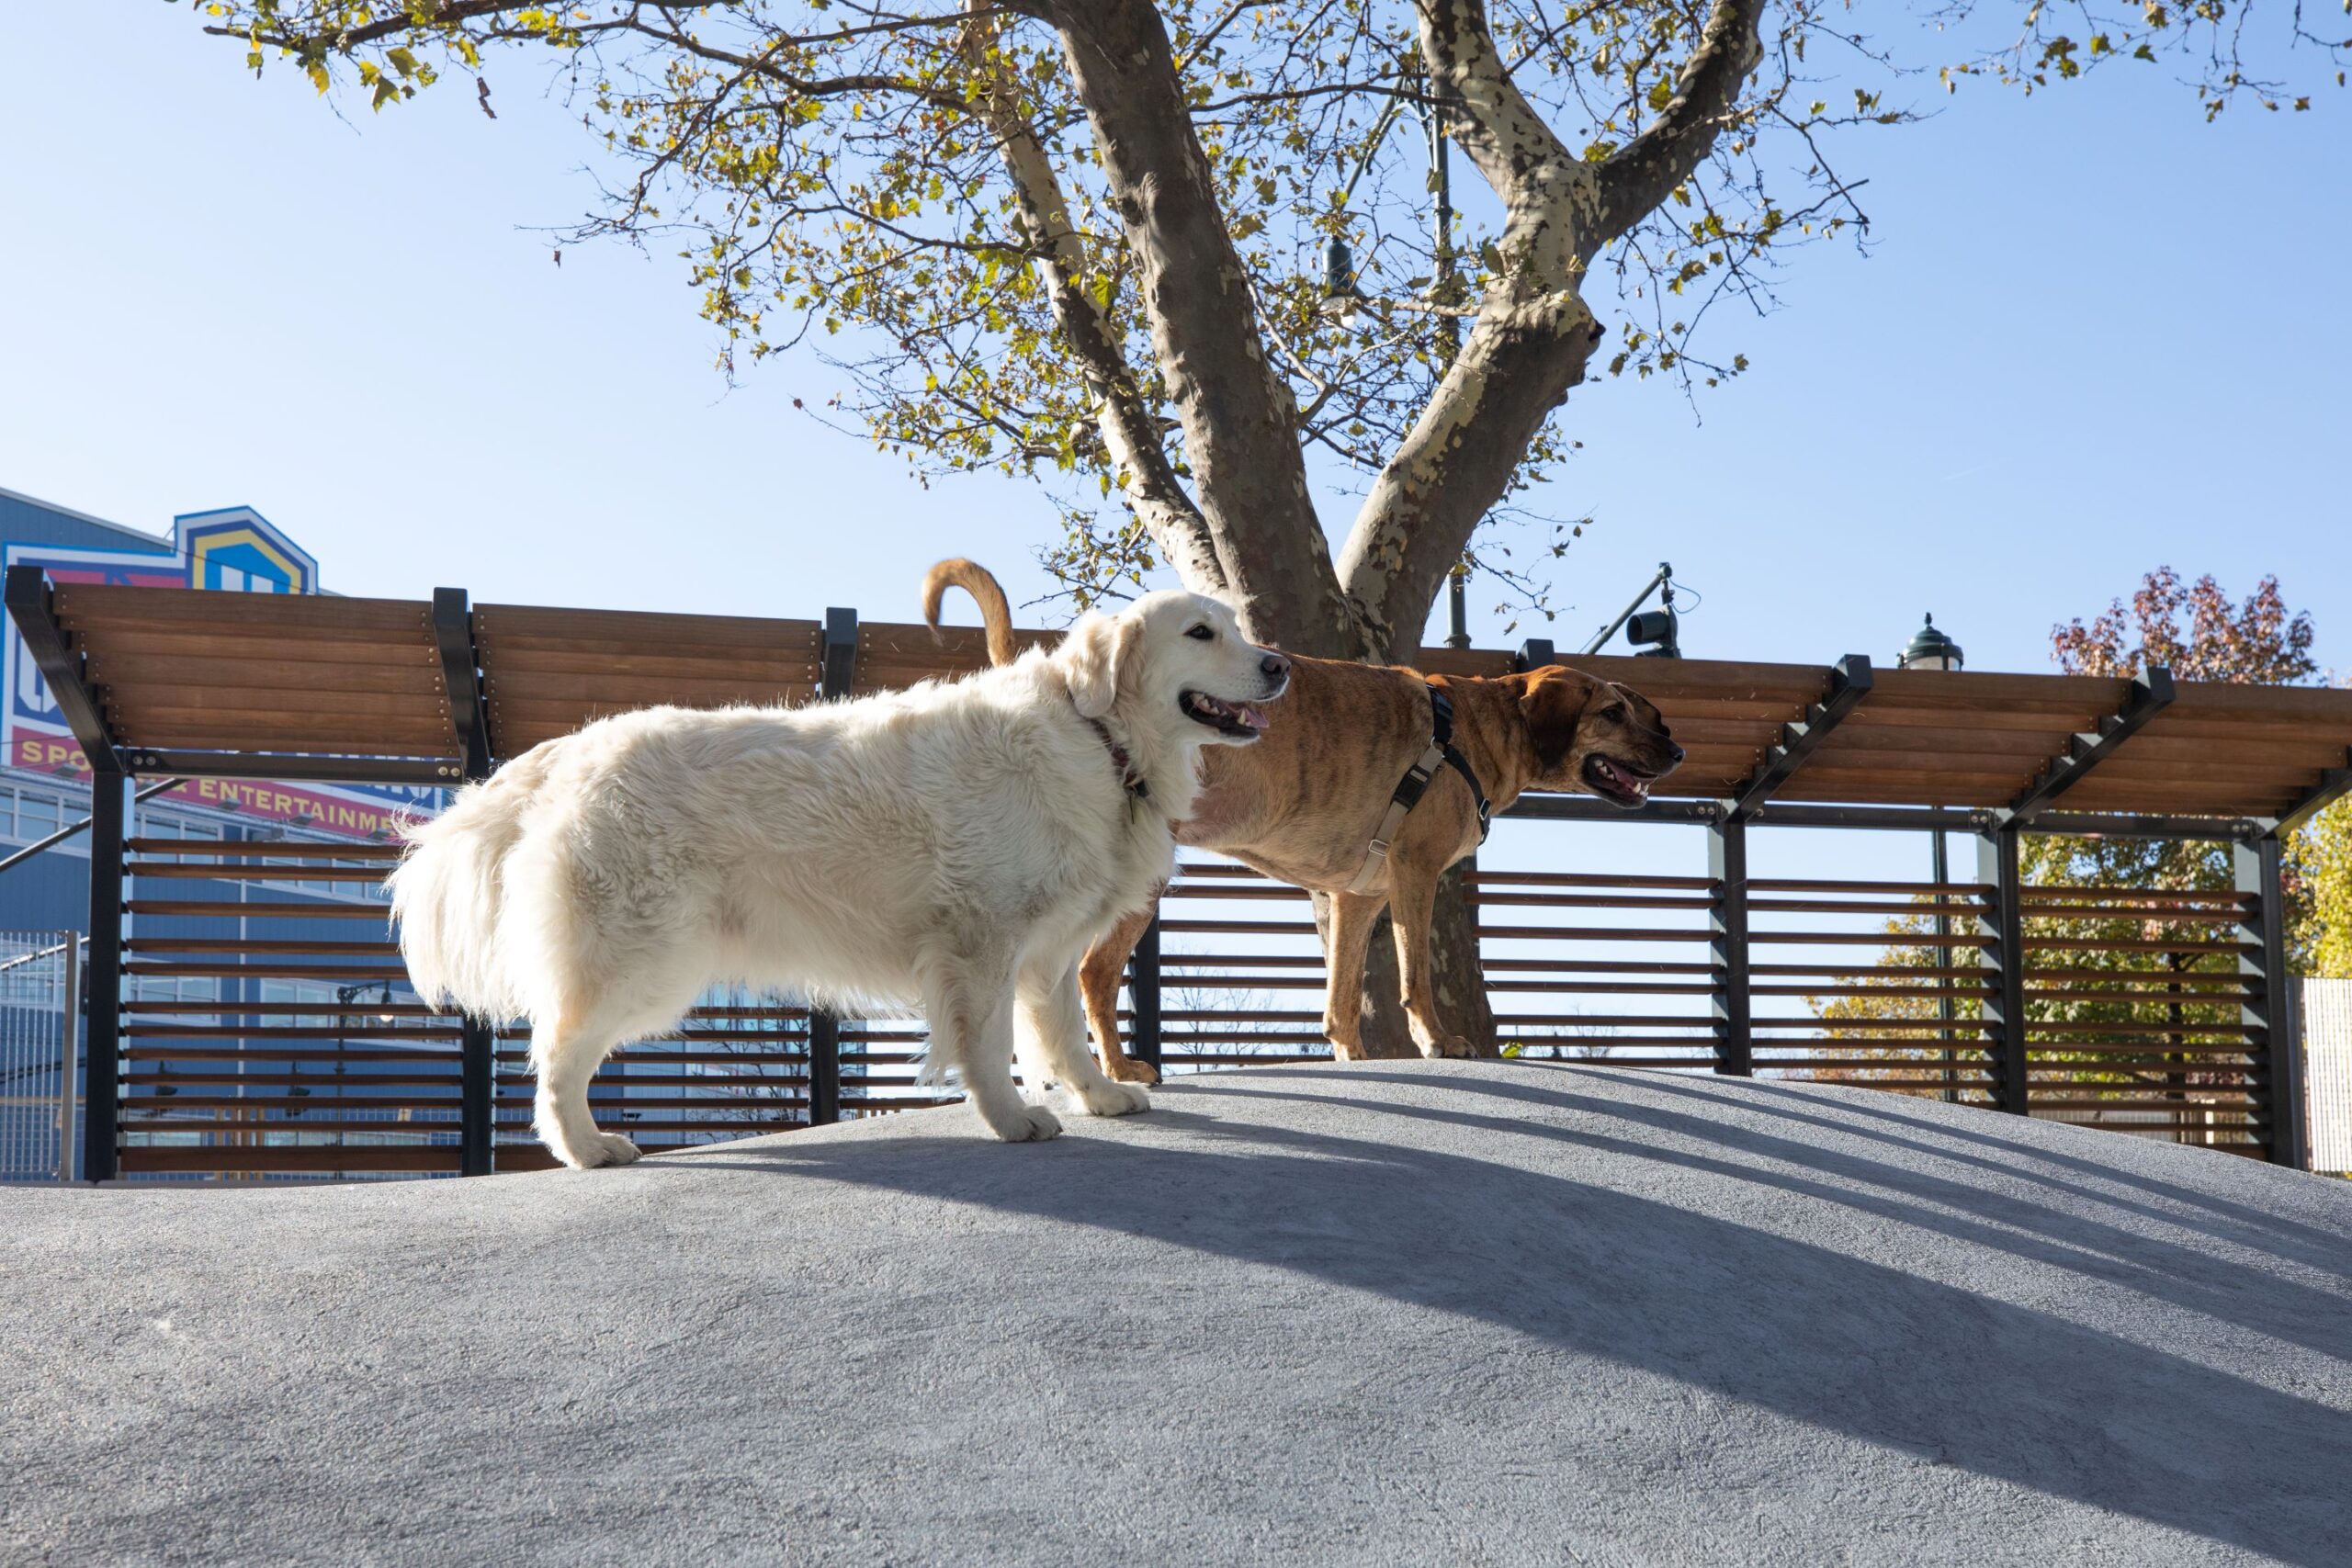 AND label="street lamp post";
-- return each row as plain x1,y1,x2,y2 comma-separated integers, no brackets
1323,62,1474,650
1897,615,1965,1100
